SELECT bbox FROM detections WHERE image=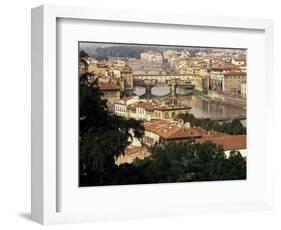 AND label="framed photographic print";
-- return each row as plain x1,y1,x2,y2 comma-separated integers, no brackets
31,5,275,225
